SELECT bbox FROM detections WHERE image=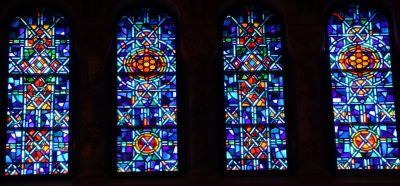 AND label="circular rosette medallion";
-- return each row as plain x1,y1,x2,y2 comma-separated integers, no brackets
337,45,381,78
134,132,161,155
351,129,380,152
123,47,167,80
